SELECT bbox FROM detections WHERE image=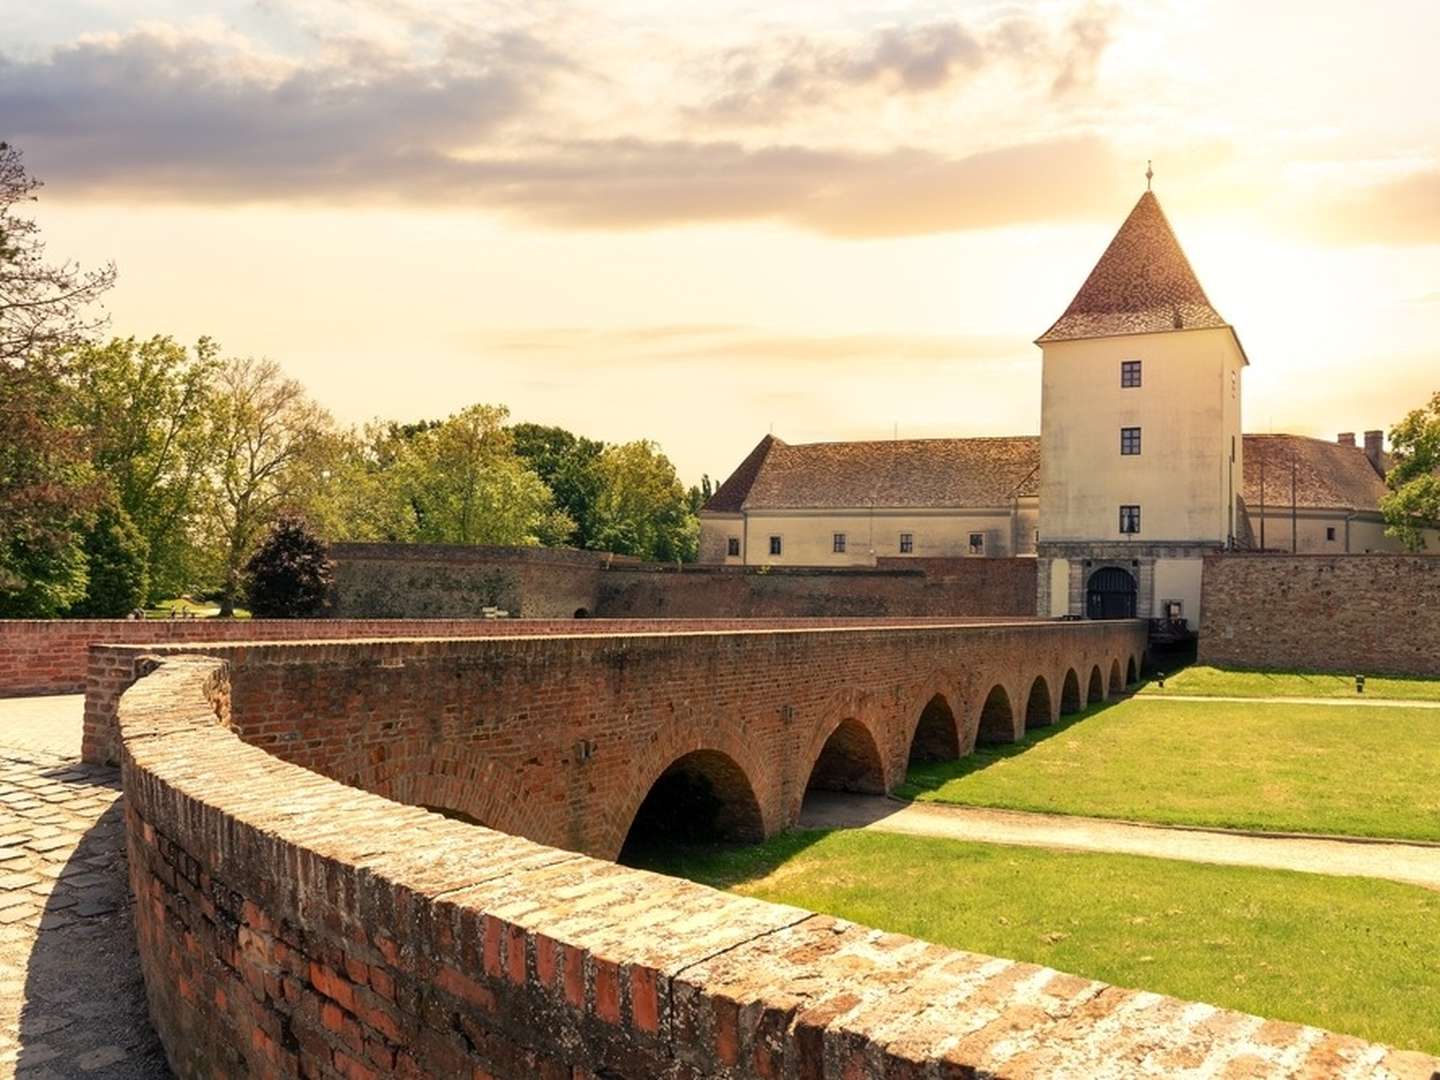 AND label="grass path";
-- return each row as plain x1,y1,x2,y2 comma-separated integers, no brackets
634,830,1440,1056
1137,665,1440,702
898,697,1440,842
